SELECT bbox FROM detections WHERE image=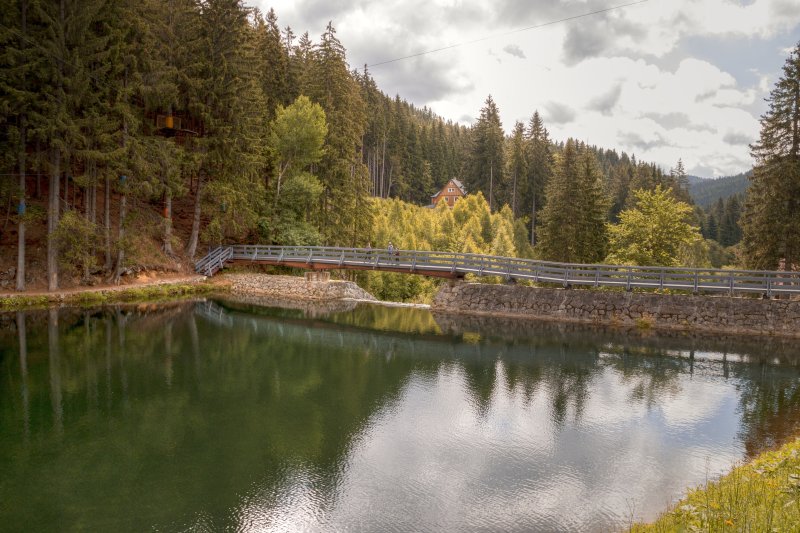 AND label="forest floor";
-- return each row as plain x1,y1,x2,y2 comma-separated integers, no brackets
0,176,207,293
0,272,206,298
